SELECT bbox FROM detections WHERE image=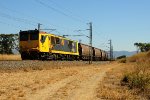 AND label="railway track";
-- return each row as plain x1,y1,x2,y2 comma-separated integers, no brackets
0,61,109,71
